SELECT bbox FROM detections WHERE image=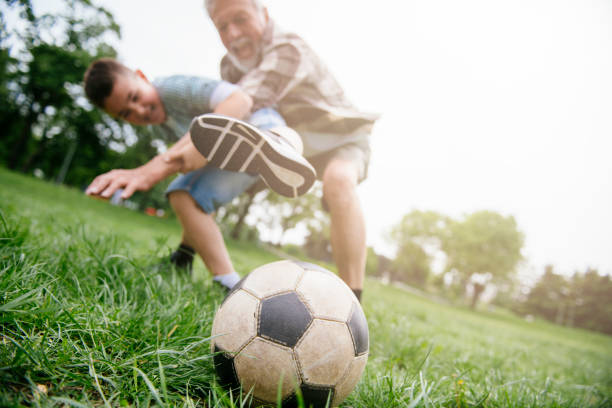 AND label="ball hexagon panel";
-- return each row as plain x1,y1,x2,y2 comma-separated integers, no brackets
211,289,259,353
296,268,354,322
295,319,354,386
332,353,368,407
243,260,303,298
293,261,335,276
259,292,313,348
234,337,299,403
347,302,369,356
